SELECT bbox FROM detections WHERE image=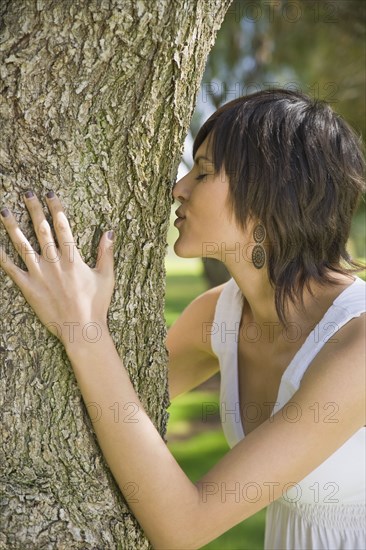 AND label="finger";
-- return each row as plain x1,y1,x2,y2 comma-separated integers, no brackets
23,190,60,263
95,230,115,277
0,245,29,288
0,207,41,272
45,191,80,263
